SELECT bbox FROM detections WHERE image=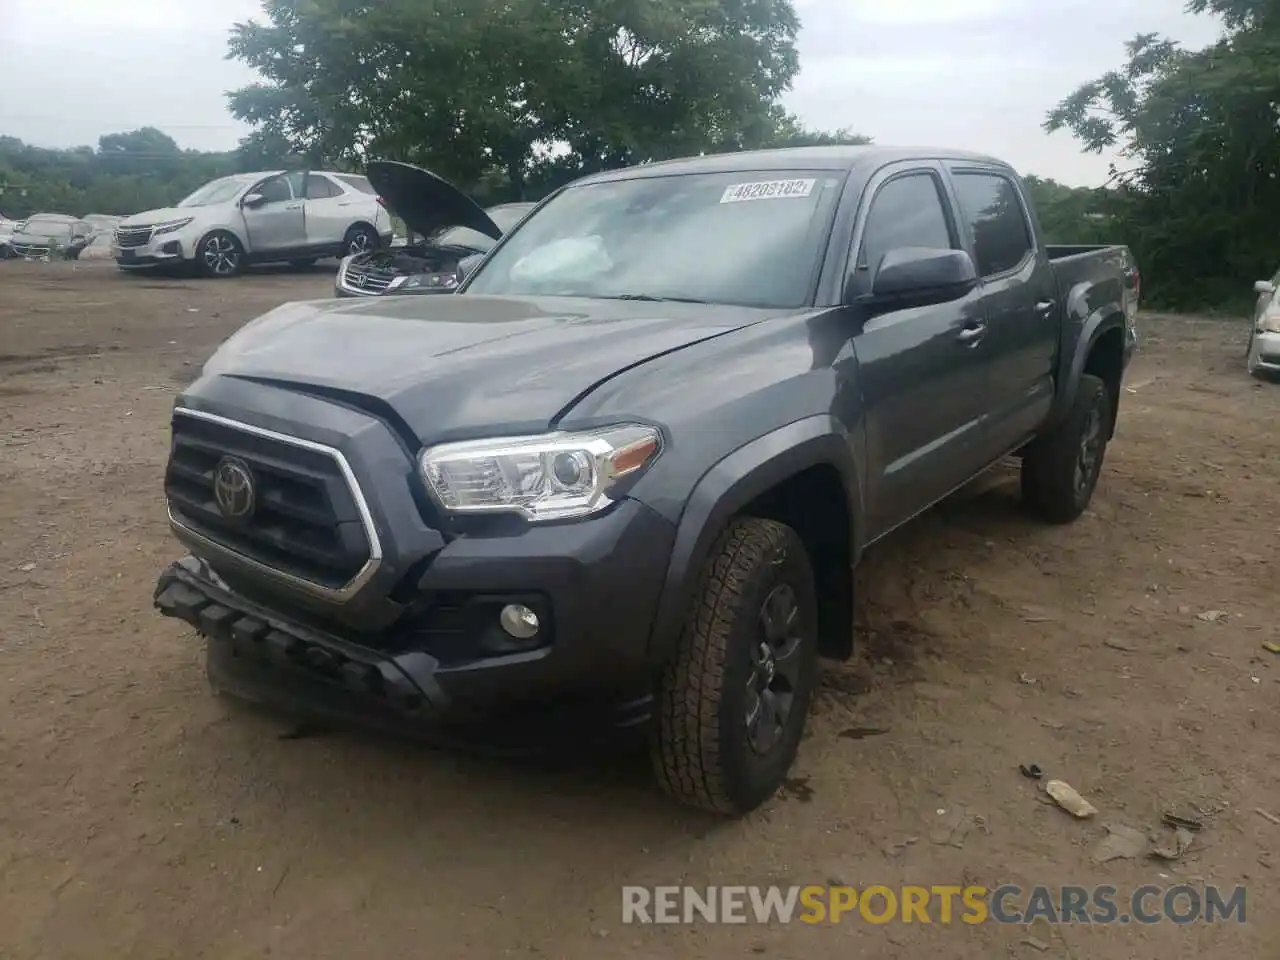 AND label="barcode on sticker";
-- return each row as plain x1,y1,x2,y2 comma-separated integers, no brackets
720,178,816,203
